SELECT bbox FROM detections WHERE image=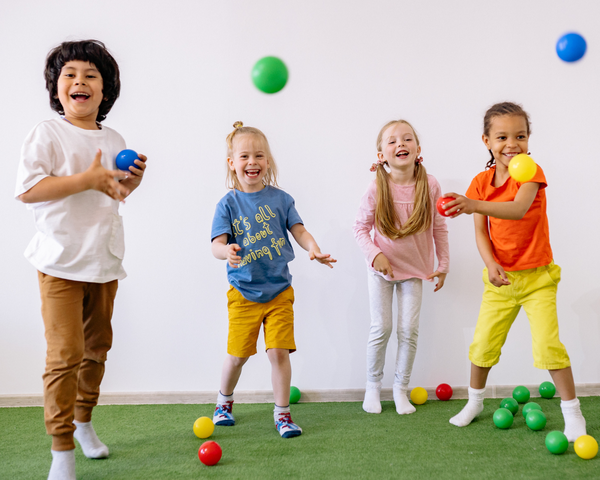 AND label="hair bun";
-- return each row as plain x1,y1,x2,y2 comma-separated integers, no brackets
233,121,244,129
